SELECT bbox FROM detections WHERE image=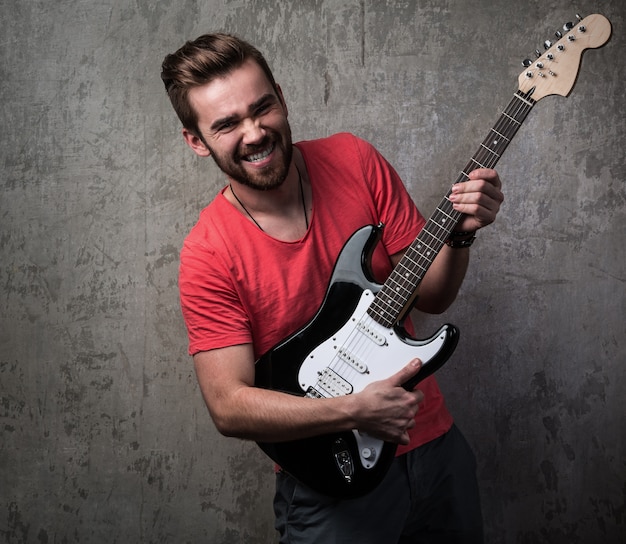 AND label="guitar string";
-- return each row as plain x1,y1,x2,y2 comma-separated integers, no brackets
331,94,519,382
318,301,380,397
319,91,536,393
368,91,534,326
